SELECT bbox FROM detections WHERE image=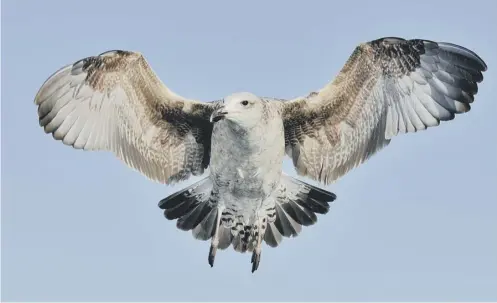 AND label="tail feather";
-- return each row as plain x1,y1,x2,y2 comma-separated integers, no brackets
217,226,233,250
264,222,283,248
264,174,337,247
294,193,330,214
192,208,218,240
160,178,212,221
158,175,337,254
159,177,216,236
274,203,302,237
233,235,249,253
280,199,317,226
162,195,198,220
177,201,212,231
